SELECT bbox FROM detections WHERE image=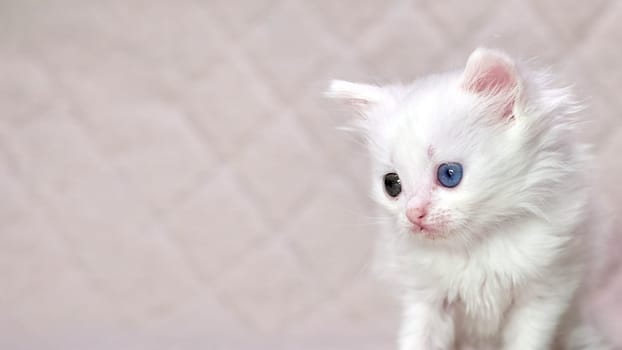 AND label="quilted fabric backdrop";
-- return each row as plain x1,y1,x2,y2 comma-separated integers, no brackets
1,0,621,349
